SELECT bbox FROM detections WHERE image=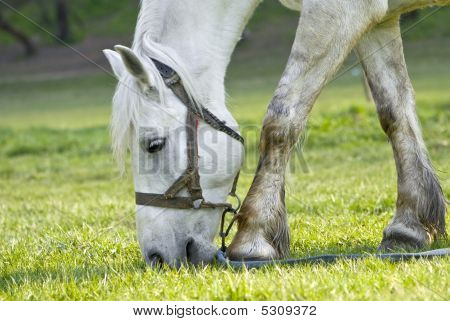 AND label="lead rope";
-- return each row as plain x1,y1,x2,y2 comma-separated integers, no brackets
216,247,450,269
